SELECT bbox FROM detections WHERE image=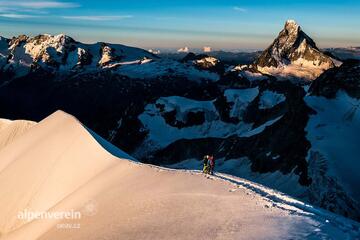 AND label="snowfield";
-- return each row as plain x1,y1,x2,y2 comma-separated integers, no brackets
115,59,220,81
259,90,286,109
137,93,284,153
257,64,326,81
138,96,251,149
305,91,360,203
224,87,259,118
0,111,359,240
0,118,36,150
239,70,269,81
